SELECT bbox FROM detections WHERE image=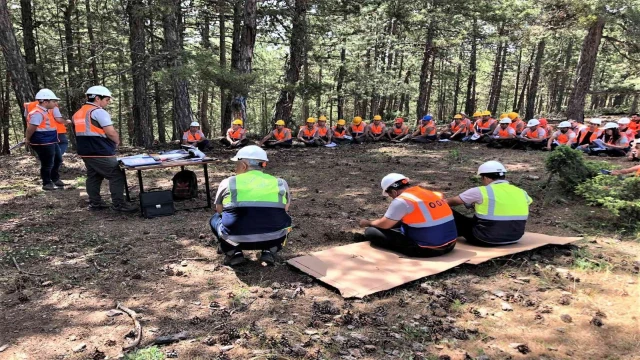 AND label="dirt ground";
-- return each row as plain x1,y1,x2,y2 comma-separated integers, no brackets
0,141,639,360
